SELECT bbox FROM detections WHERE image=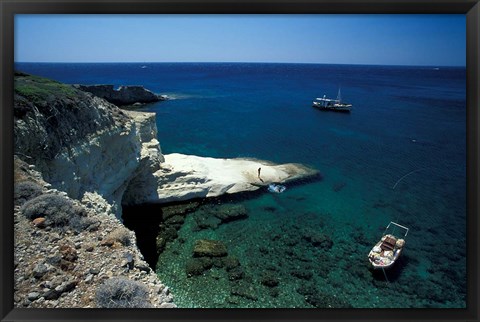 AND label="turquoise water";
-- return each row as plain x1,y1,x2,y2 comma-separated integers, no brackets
17,63,466,308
